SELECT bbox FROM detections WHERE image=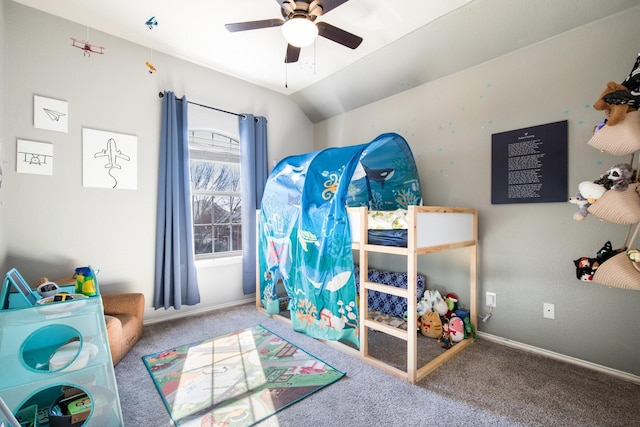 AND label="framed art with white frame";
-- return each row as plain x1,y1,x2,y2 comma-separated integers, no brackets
34,95,68,133
82,128,138,190
16,139,53,175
